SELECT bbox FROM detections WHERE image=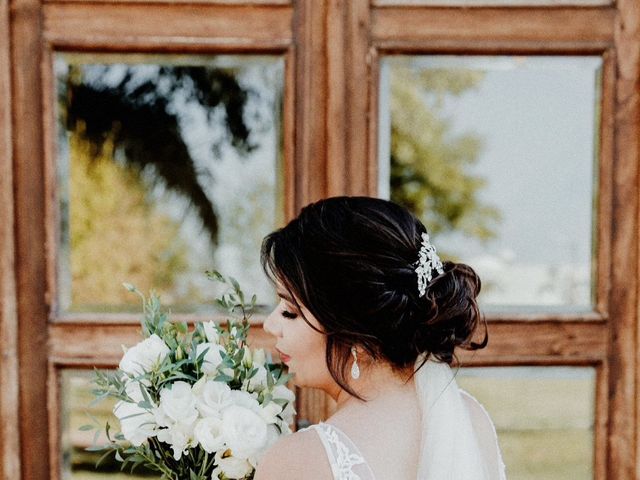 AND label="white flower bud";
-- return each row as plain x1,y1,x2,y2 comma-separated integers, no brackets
203,321,220,344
